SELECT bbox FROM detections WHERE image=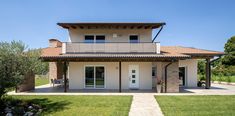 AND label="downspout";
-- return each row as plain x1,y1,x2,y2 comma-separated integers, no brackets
152,25,164,43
